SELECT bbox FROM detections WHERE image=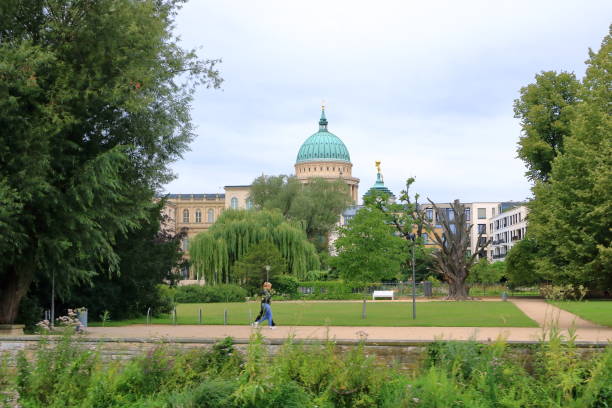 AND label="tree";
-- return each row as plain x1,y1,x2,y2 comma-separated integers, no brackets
189,209,319,283
250,175,352,251
505,238,541,286
468,259,505,284
25,201,184,324
525,29,611,290
514,71,580,182
427,200,489,300
332,206,405,283
0,0,221,324
234,241,287,294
